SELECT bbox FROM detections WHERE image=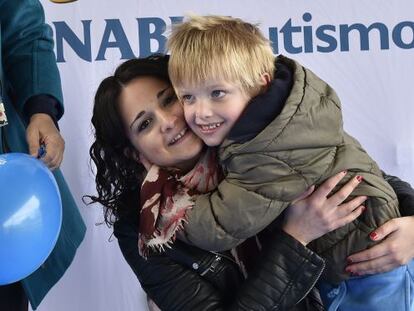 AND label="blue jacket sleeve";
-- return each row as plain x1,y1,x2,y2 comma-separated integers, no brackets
0,0,64,120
